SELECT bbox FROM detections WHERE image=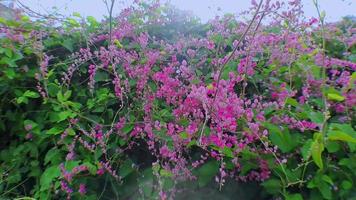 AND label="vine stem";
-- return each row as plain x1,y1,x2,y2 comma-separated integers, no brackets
0,177,30,197
104,0,115,46
241,10,265,98
313,0,329,141
212,0,264,103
